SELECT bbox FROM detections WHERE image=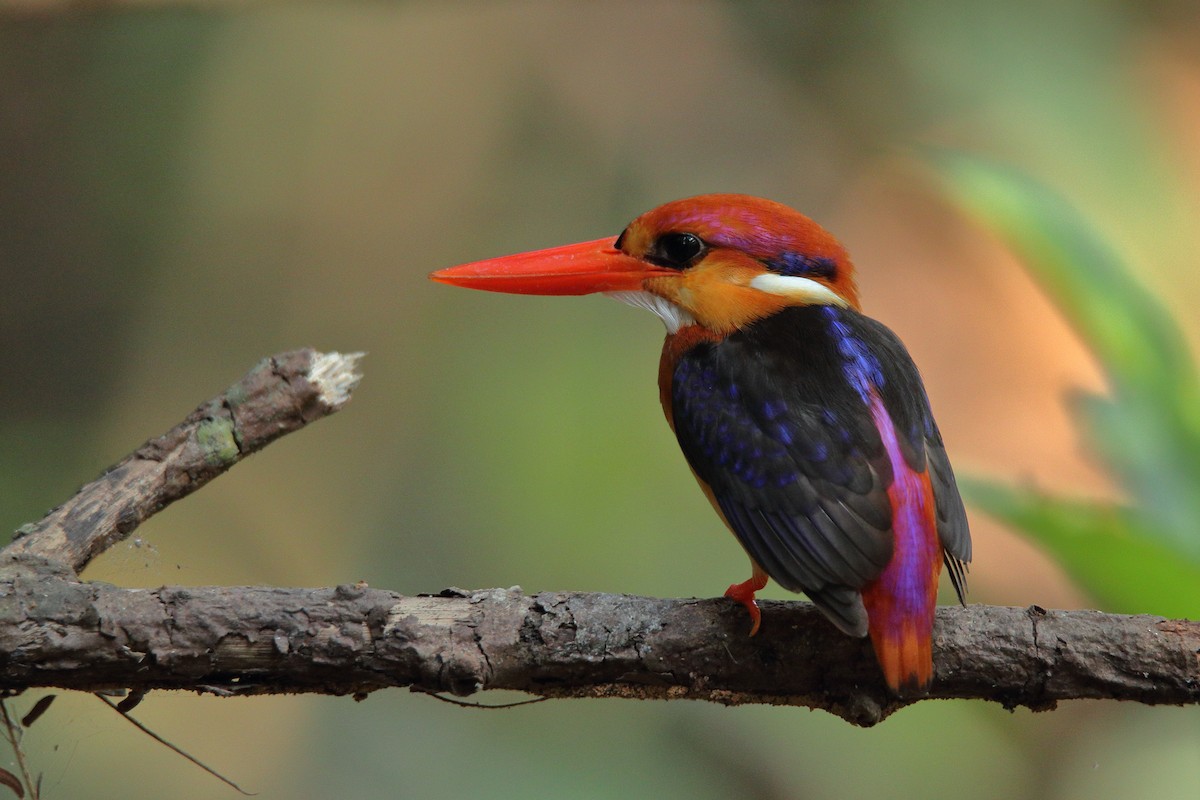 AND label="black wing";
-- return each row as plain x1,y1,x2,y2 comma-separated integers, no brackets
670,306,970,635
